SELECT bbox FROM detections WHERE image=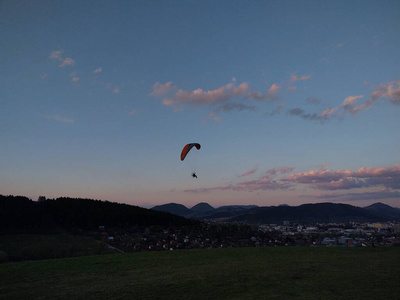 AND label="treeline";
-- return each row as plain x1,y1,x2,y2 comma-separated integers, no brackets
0,195,195,233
